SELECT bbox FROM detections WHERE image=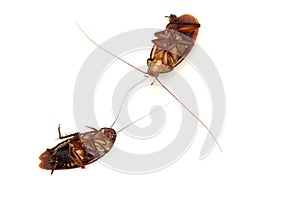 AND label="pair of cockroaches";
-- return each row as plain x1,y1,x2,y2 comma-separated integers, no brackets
39,14,222,175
